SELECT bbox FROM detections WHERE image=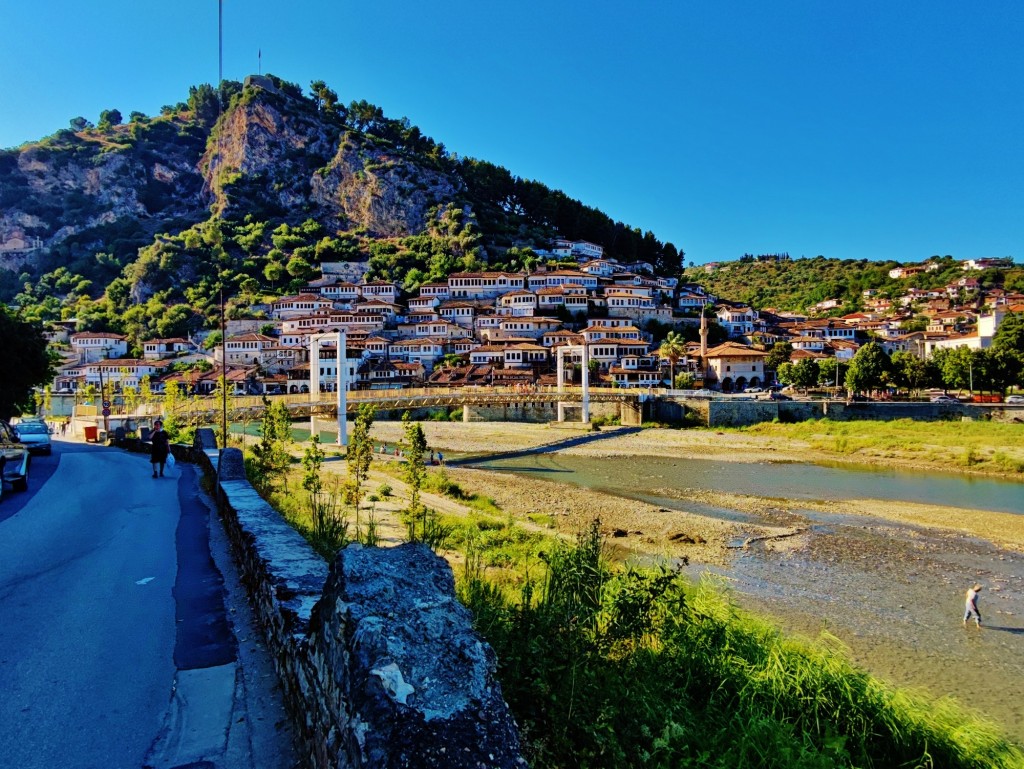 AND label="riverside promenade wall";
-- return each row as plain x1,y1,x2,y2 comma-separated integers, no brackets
191,434,525,769
655,397,1024,428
